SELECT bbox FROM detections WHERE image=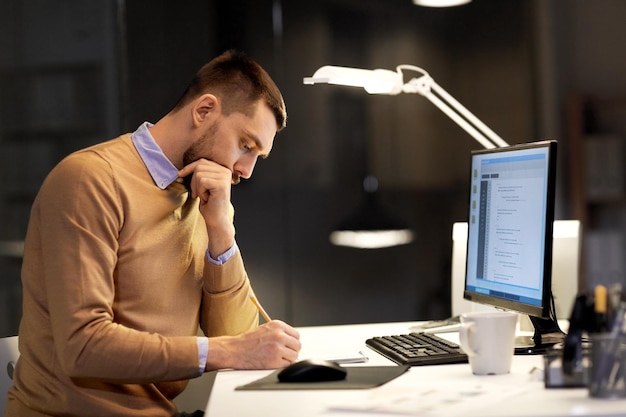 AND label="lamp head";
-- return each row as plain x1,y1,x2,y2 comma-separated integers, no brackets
303,65,403,95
